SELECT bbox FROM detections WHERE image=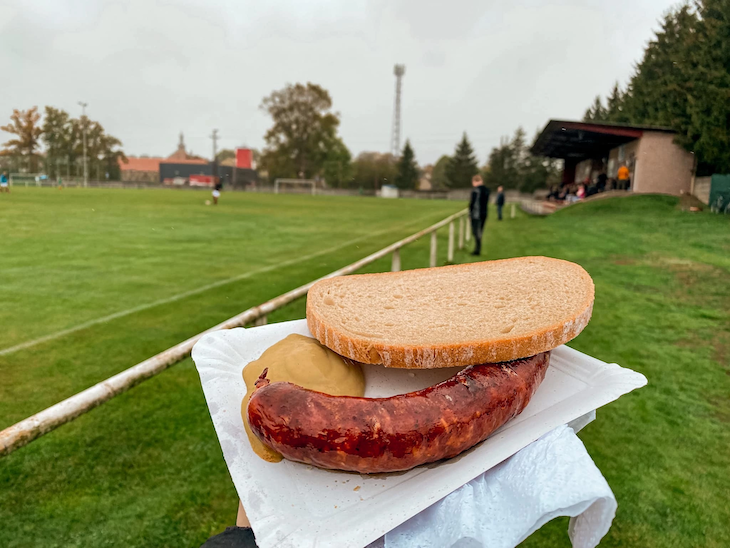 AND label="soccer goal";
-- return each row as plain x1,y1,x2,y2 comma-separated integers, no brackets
9,173,44,187
274,178,317,195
